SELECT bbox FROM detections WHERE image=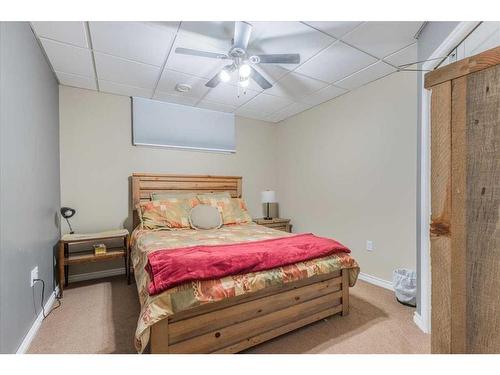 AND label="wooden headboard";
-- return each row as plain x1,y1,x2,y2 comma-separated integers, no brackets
131,173,242,228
